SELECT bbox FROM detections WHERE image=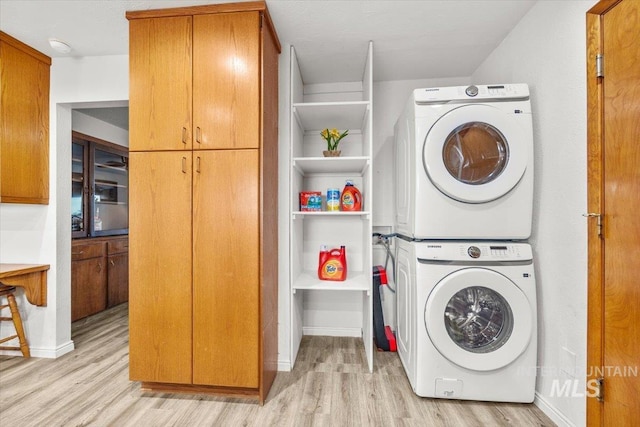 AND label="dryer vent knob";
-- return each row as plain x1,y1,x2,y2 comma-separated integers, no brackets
465,85,479,97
